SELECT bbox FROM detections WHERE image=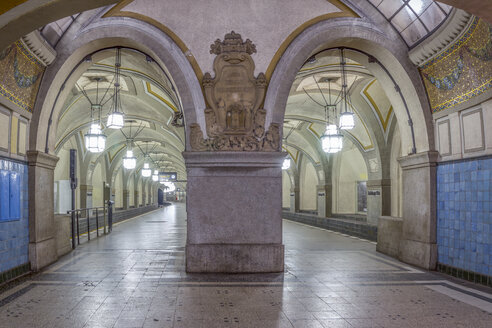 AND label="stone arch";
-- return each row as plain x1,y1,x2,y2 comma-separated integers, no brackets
30,16,205,155
264,19,435,155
